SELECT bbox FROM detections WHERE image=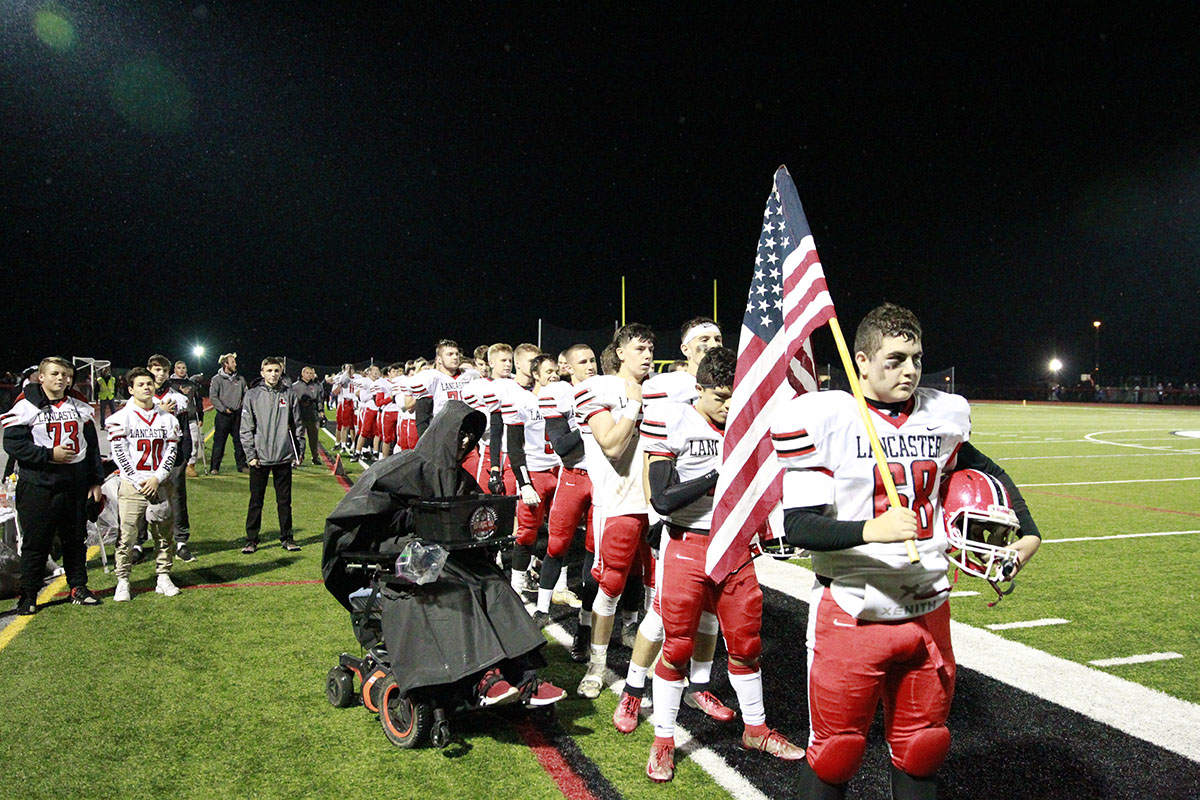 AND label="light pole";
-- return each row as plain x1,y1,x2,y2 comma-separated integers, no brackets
1092,320,1101,376
1049,358,1062,400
